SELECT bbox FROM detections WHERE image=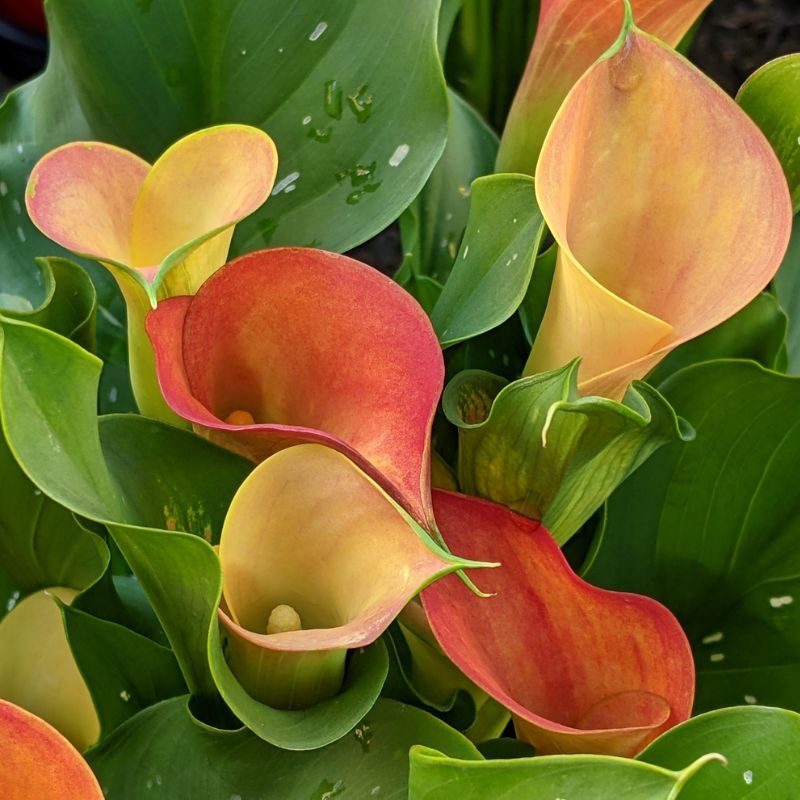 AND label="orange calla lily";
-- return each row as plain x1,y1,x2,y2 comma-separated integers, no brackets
217,444,486,709
0,588,99,751
26,125,277,419
497,0,711,173
524,25,792,399
423,490,694,757
0,700,103,800
147,247,444,529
